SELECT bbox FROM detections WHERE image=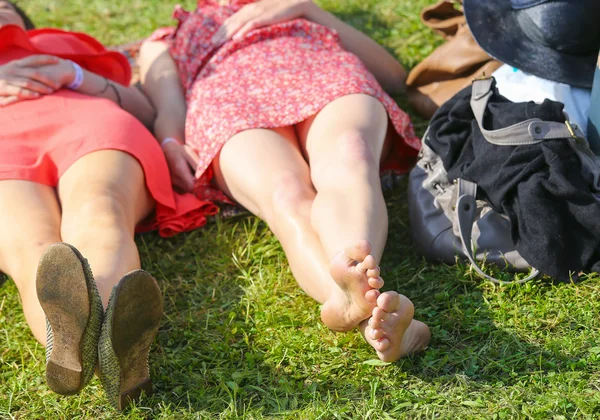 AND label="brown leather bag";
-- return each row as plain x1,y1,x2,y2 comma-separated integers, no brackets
406,0,502,119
